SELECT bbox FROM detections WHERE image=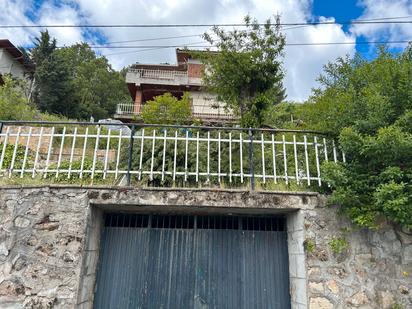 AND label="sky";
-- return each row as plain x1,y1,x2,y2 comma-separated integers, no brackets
0,0,411,101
